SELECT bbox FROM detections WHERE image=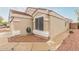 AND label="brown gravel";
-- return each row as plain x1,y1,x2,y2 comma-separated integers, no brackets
57,29,79,51
8,34,49,42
